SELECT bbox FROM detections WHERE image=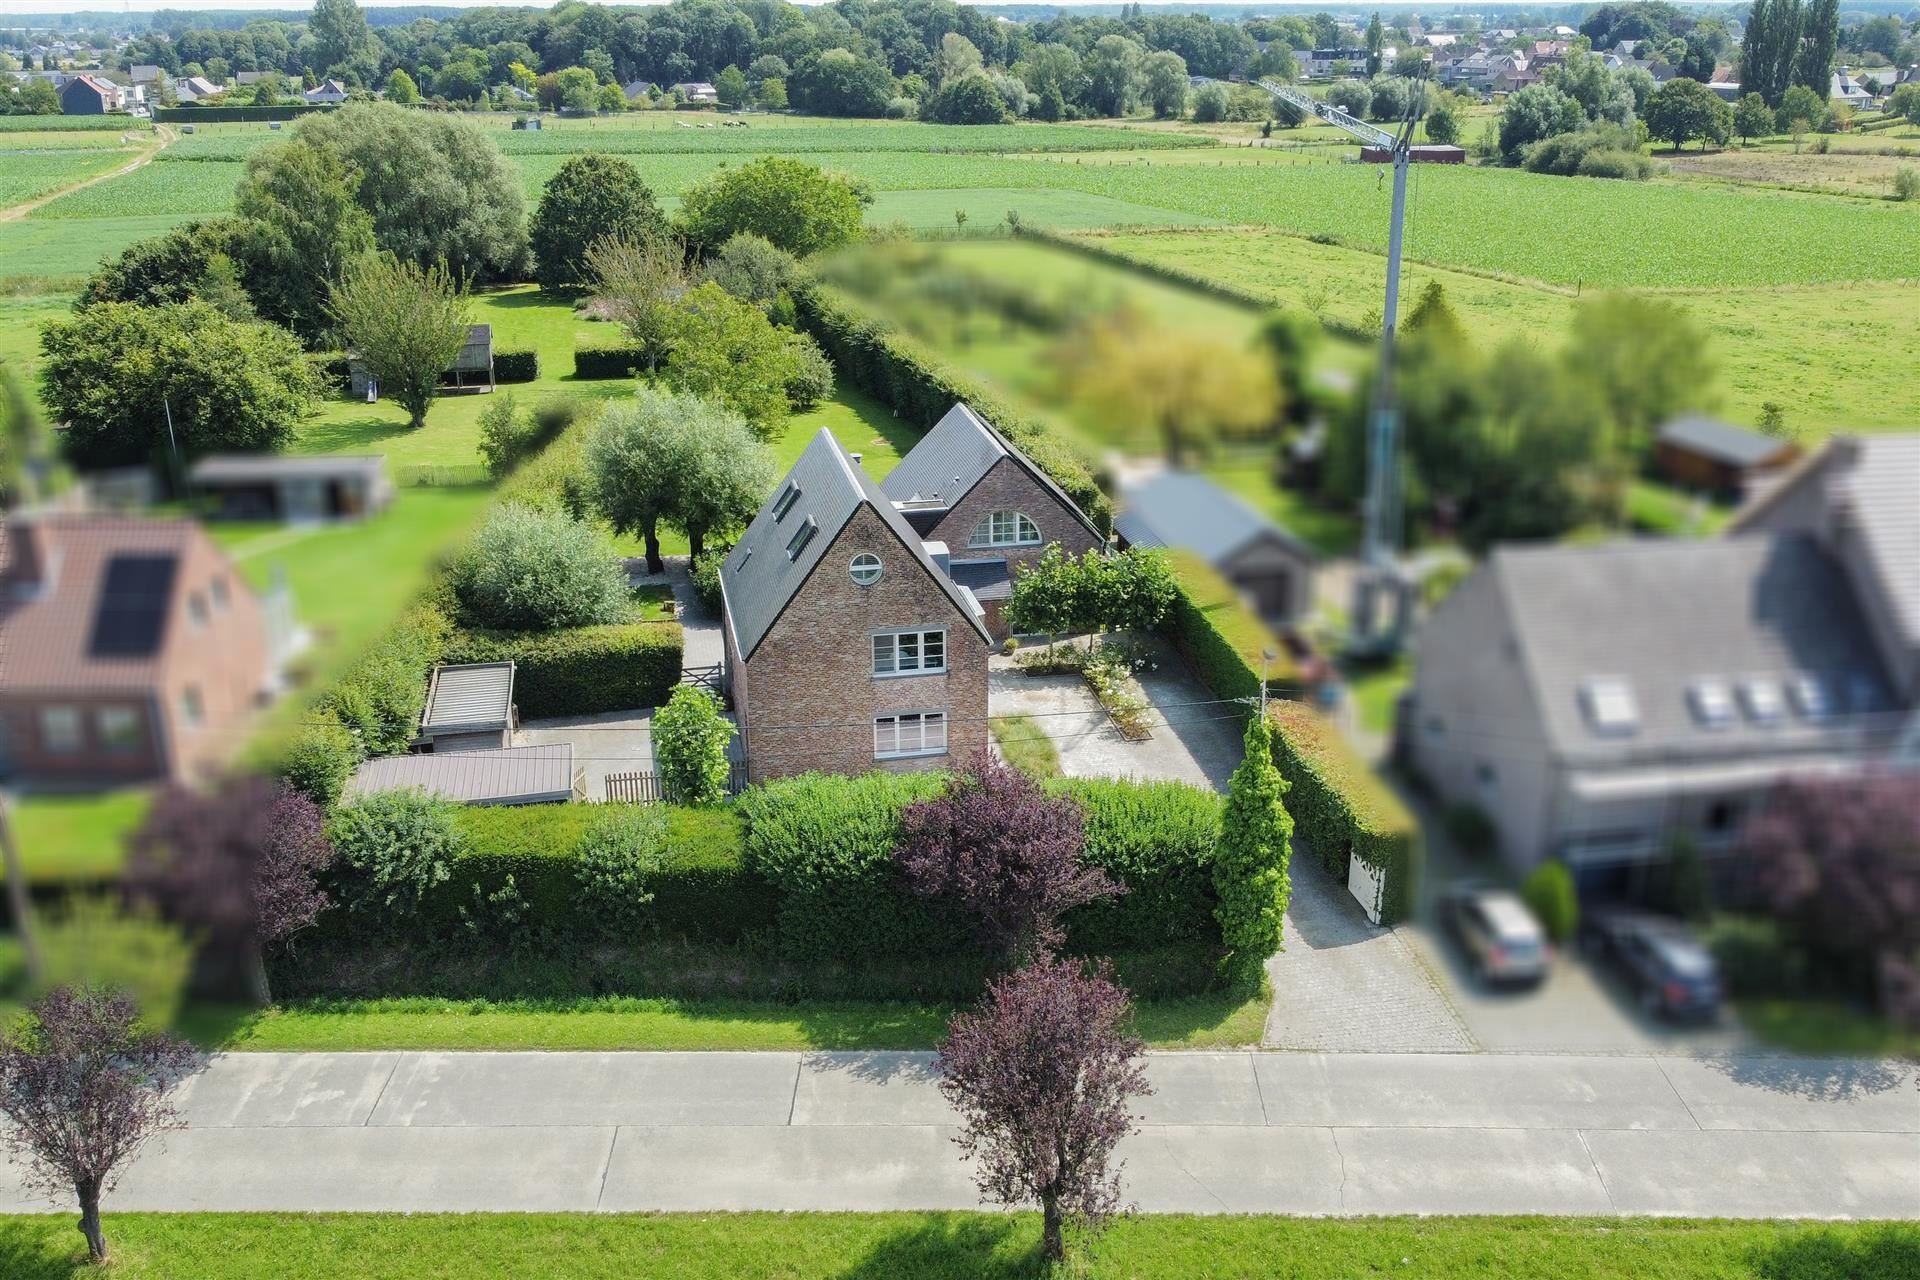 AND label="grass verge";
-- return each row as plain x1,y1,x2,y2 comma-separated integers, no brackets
0,1213,1914,1279
989,713,1062,778
1736,997,1920,1059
